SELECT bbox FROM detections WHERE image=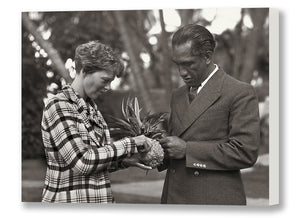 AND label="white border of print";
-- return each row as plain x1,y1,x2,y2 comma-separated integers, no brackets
1,0,298,218
269,8,279,206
